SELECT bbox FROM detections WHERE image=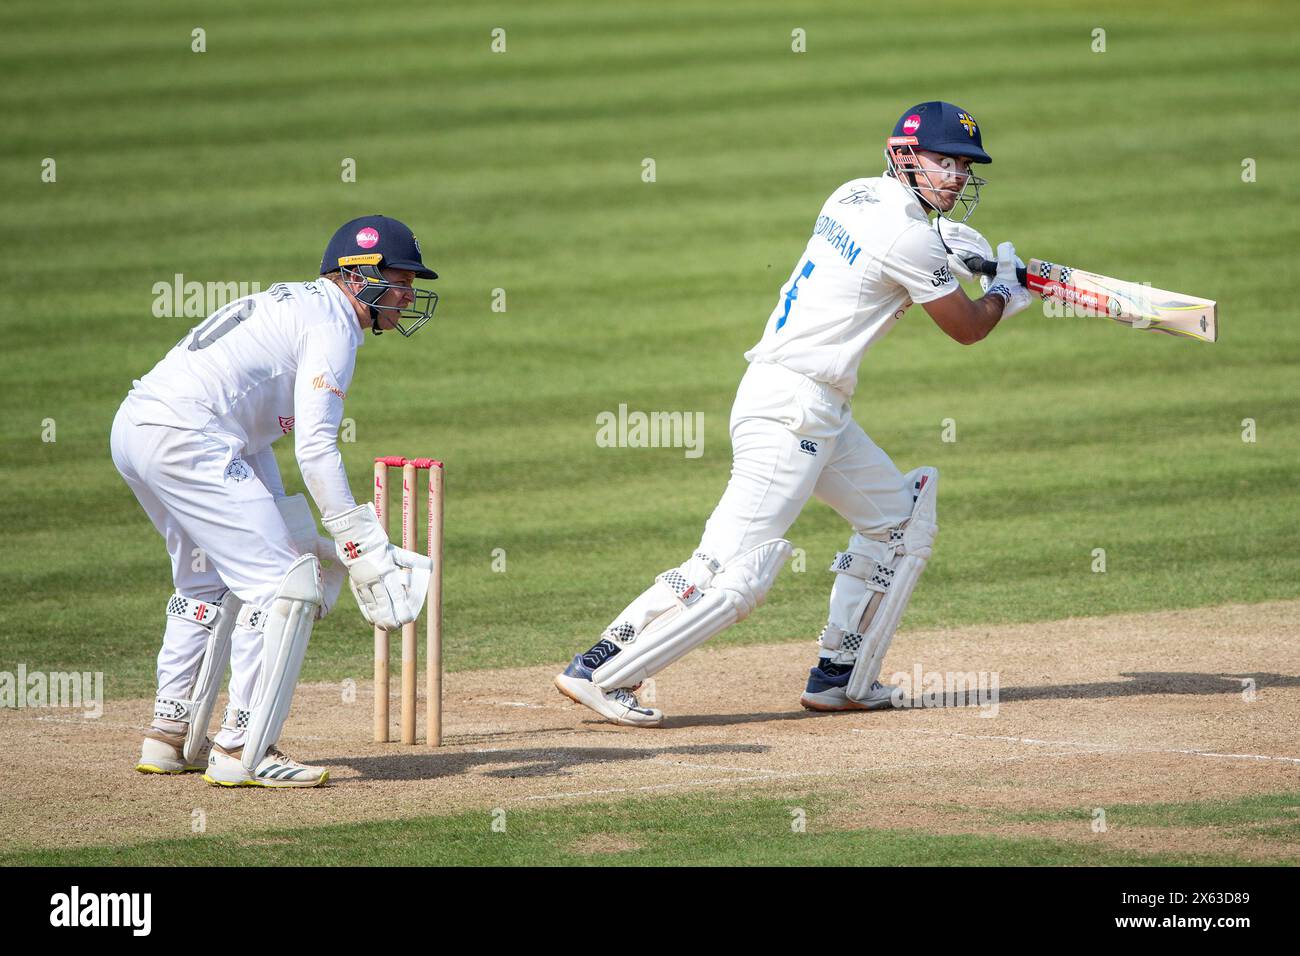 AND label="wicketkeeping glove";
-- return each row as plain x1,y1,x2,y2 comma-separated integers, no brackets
322,503,432,631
